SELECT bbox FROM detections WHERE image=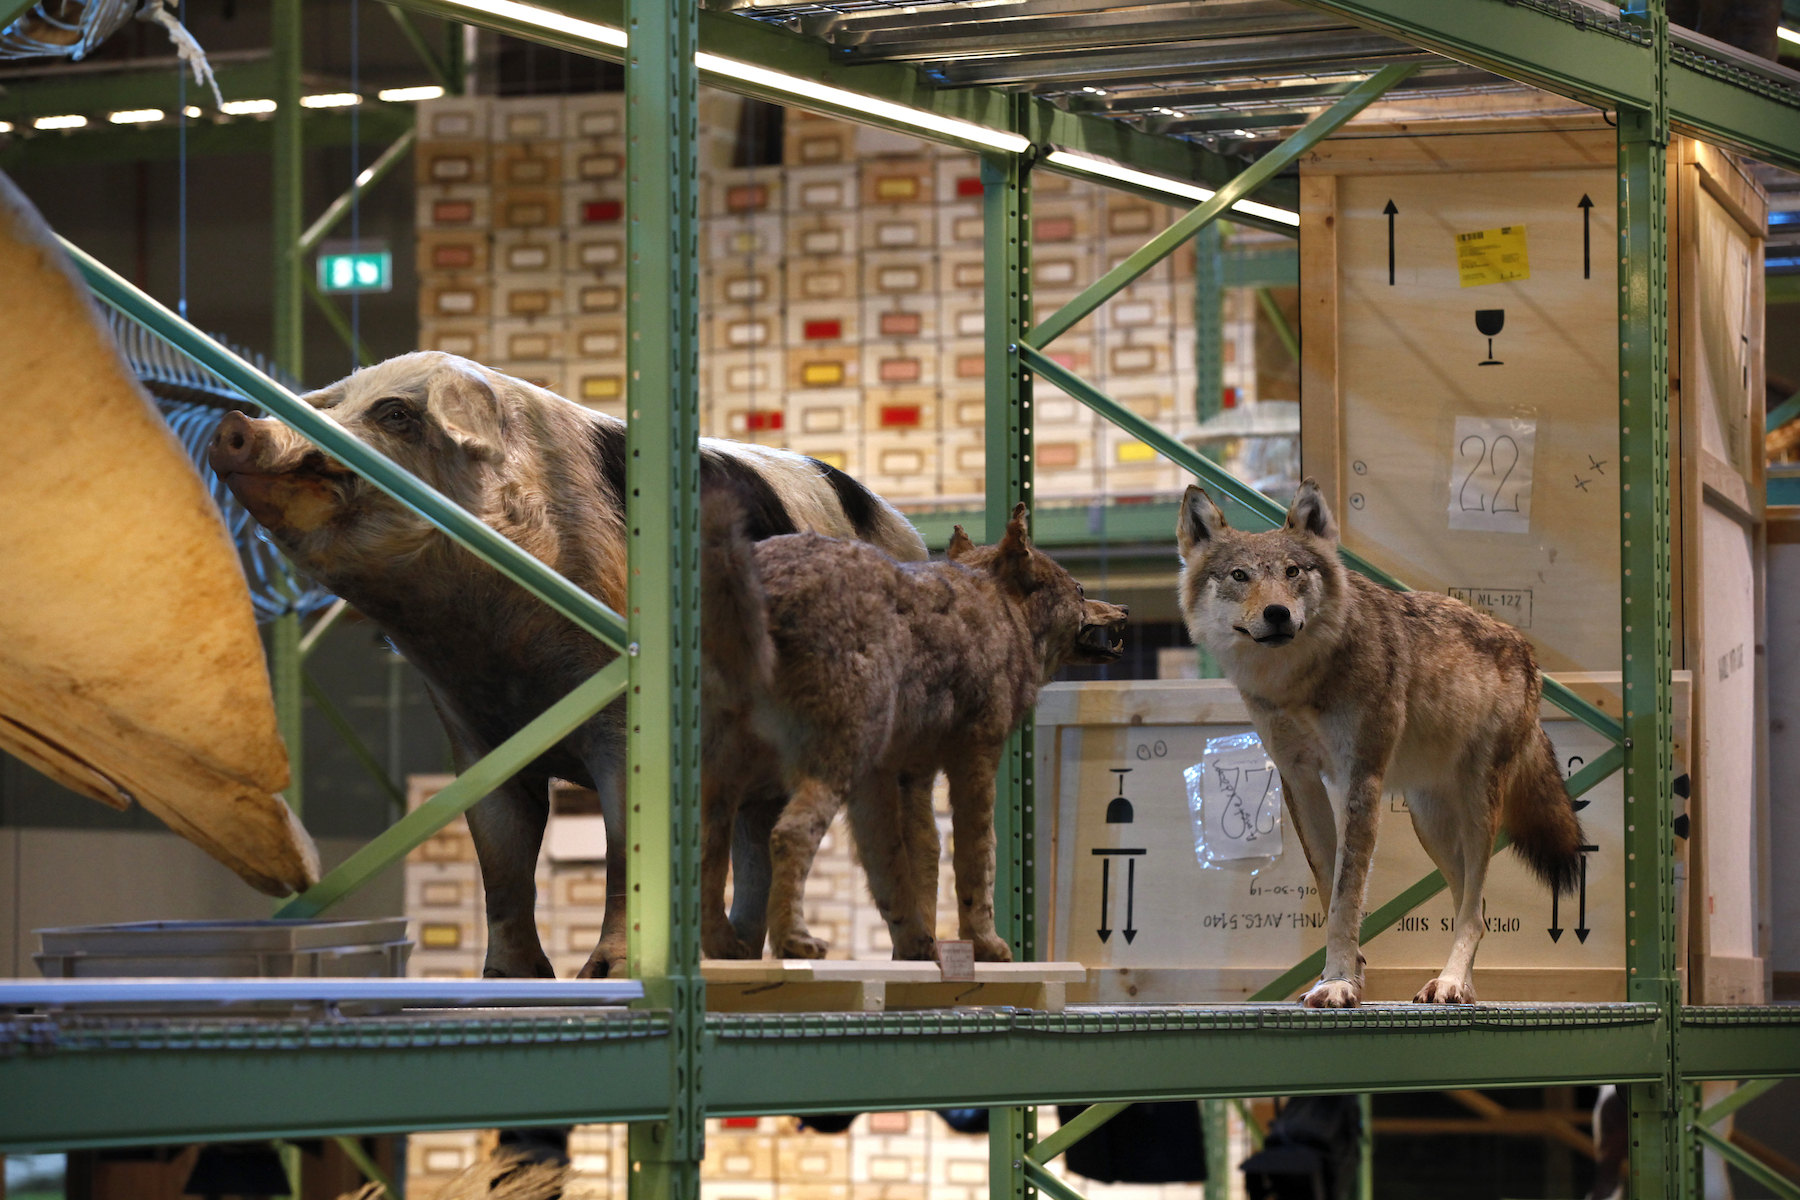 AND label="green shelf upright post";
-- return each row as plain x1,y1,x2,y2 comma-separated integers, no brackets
985,94,1038,1200
270,0,305,829
625,0,704,1198
1618,0,1680,1191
